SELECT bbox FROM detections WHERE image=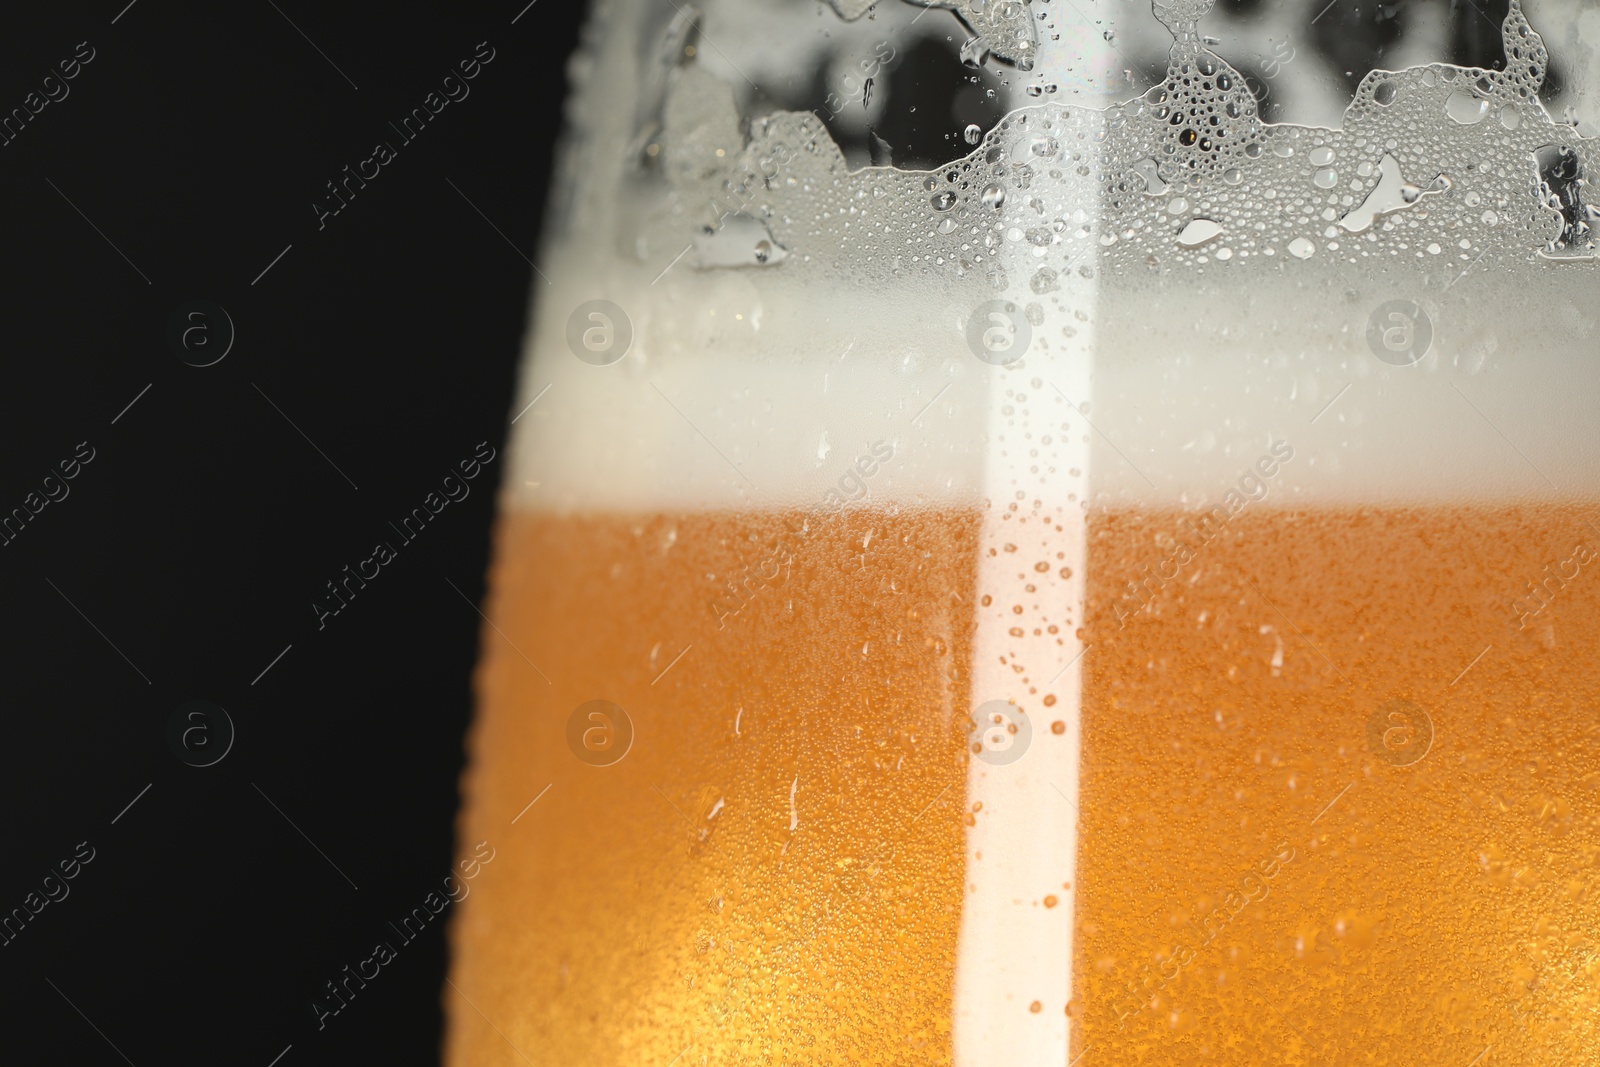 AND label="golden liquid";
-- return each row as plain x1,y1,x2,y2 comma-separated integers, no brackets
446,507,980,1065
448,504,1600,1064
1075,505,1600,1064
